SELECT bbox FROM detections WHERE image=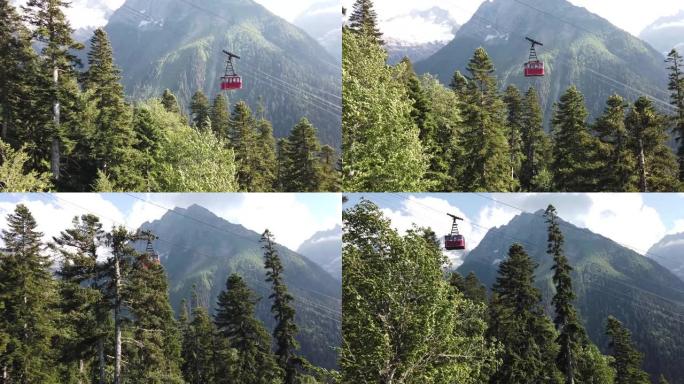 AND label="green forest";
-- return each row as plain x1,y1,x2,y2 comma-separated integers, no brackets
342,0,684,192
342,200,670,384
0,0,341,193
0,204,338,383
